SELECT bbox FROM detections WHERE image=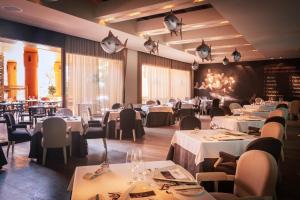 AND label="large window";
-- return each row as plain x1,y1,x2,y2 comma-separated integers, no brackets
66,53,123,115
142,64,191,103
